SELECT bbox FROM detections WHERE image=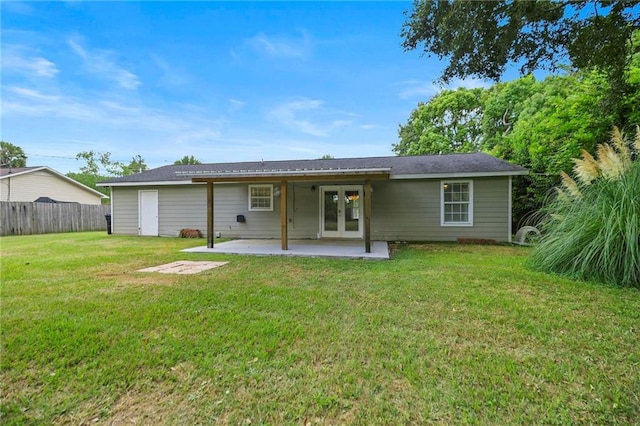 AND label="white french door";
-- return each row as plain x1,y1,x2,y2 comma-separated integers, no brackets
320,185,363,238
